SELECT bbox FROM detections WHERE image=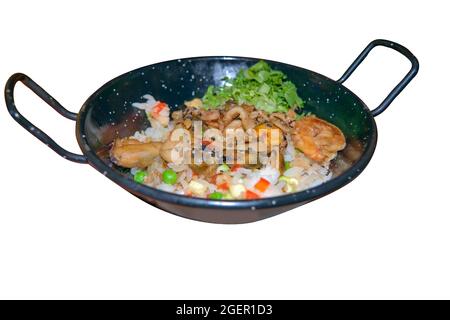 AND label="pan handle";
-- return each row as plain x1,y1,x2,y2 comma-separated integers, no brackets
4,73,88,163
338,39,419,117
